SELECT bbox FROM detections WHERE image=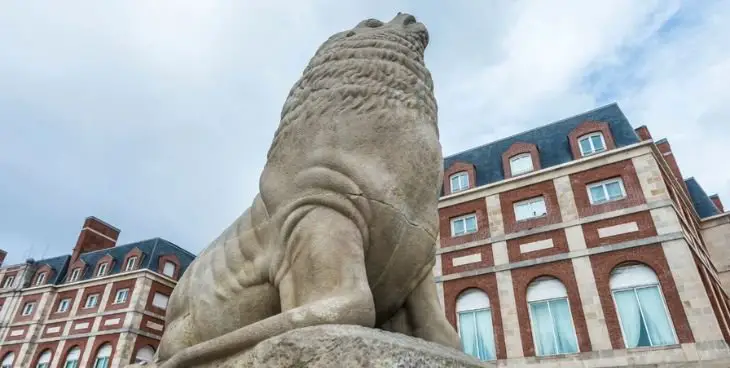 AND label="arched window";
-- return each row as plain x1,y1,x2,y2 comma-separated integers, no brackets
1,352,14,368
610,263,677,348
64,346,81,368
578,132,606,156
93,343,112,368
35,350,52,368
526,276,579,356
456,289,496,361
134,345,156,364
35,272,47,286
